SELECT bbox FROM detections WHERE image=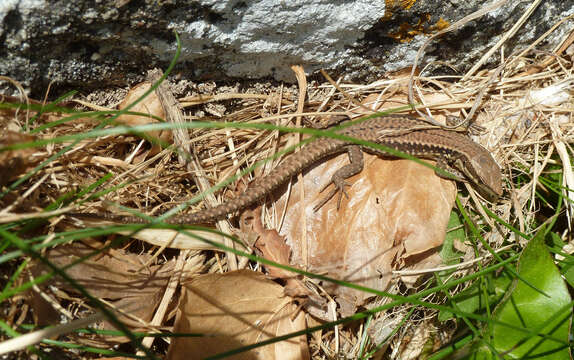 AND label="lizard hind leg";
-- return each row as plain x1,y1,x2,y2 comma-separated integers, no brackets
313,178,351,212
313,145,364,212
